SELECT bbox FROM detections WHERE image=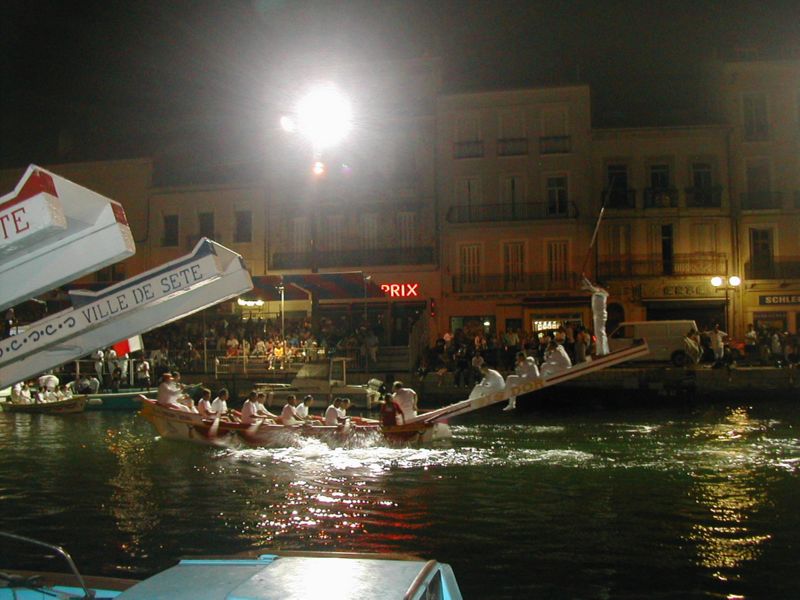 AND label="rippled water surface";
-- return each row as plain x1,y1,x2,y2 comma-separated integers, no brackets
2,400,800,598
